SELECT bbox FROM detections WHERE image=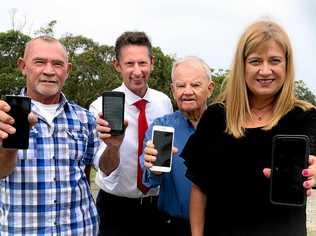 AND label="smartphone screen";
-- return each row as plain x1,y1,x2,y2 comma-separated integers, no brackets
2,95,31,149
102,91,125,135
152,128,174,170
270,135,309,206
